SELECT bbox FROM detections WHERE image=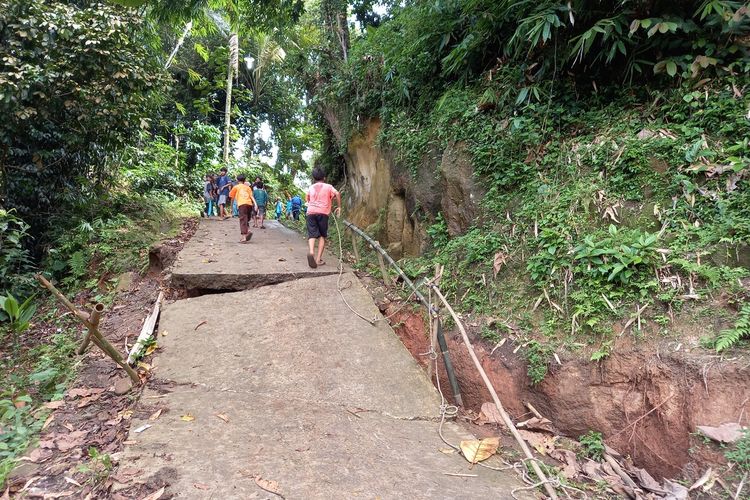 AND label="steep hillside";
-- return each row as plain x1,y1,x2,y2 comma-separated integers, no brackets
307,0,750,484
